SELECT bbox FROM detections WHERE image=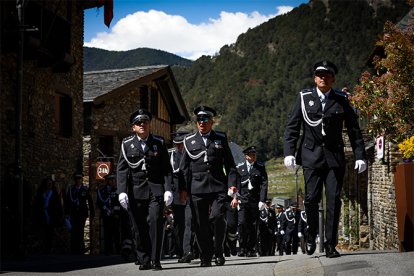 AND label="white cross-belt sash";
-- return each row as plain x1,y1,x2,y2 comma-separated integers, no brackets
170,151,180,173
300,91,326,136
285,209,296,224
183,140,208,162
121,143,146,170
301,211,307,223
241,178,253,190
